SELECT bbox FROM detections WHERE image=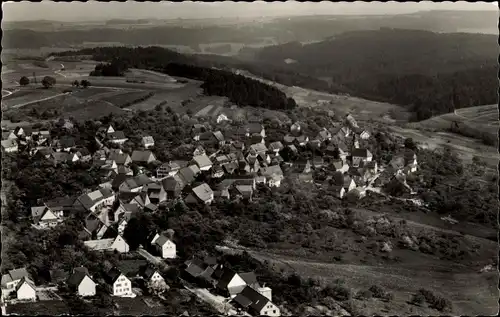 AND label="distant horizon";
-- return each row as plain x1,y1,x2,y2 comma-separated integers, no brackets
2,1,498,22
